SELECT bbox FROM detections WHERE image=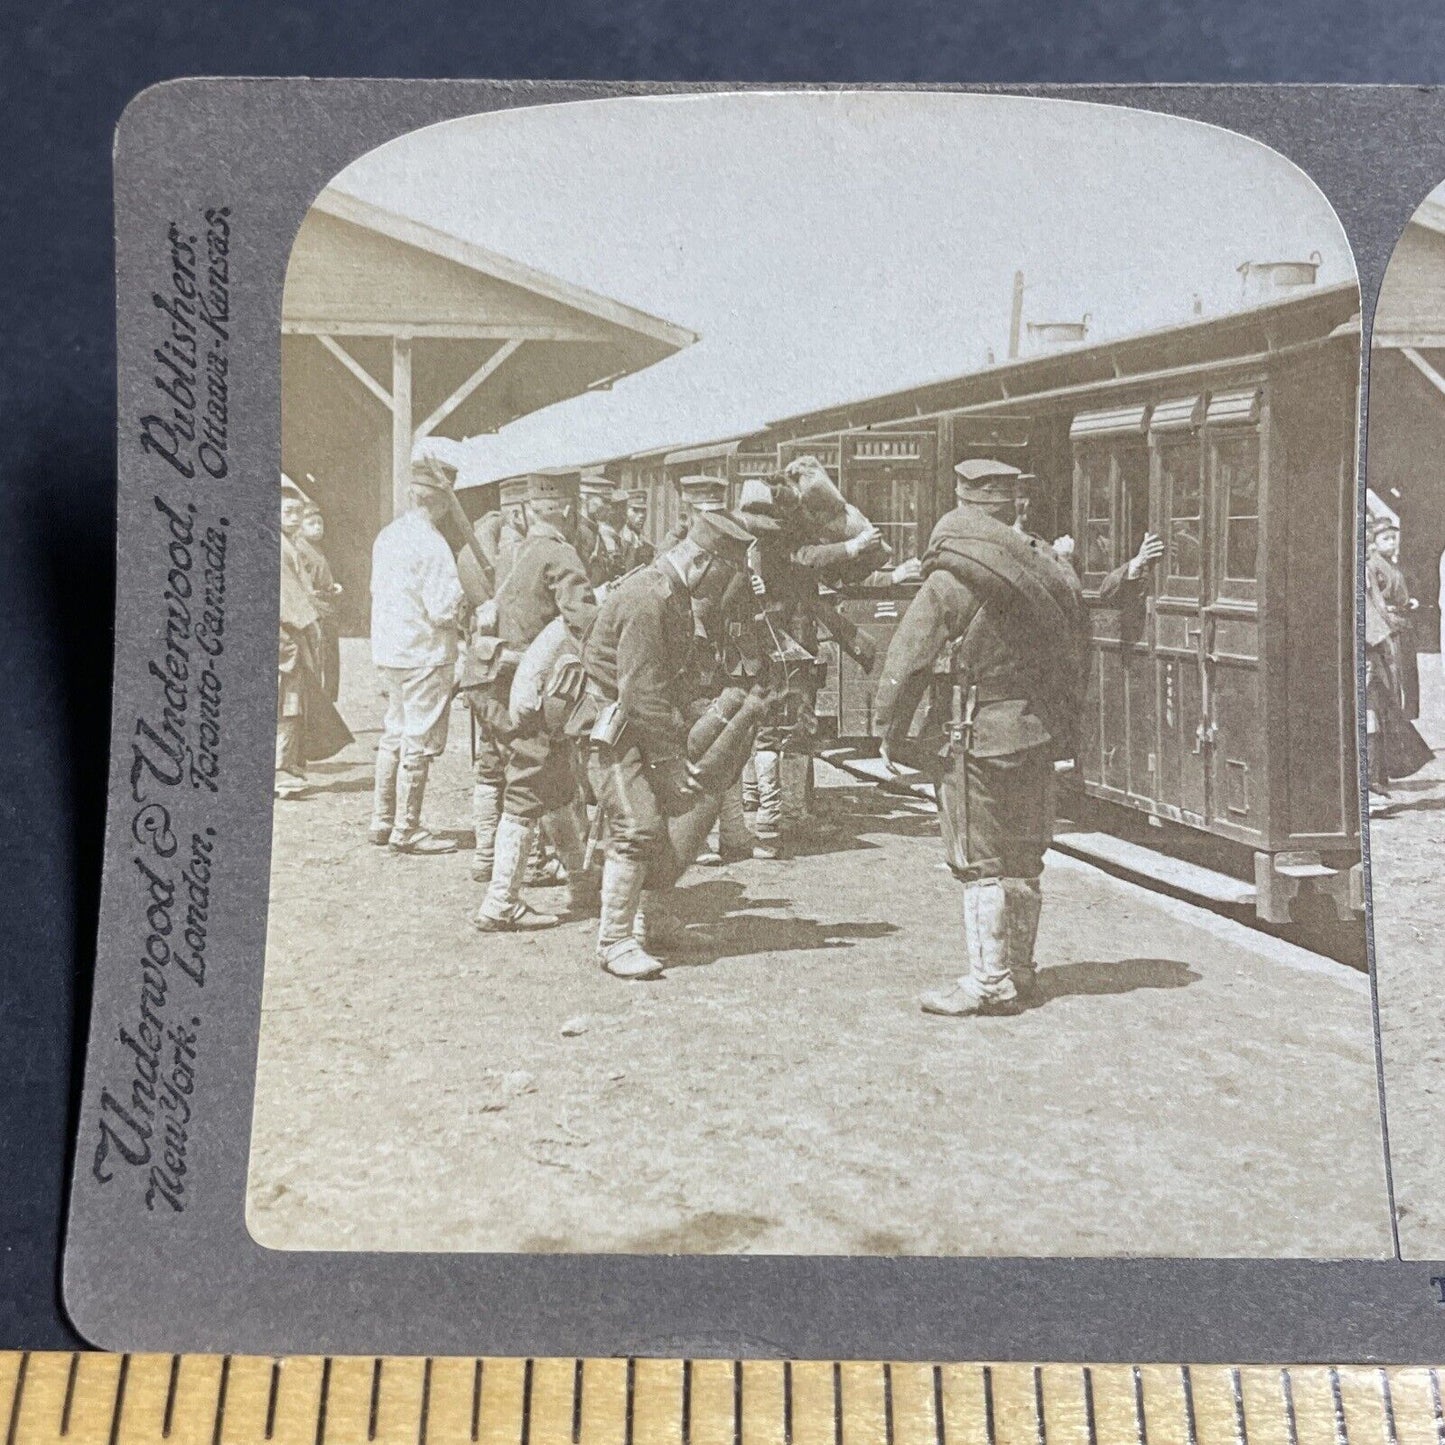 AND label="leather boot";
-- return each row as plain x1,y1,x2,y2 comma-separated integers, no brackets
597,855,663,980
919,878,1019,1016
369,748,399,845
473,815,559,931
546,805,599,919
389,759,458,855
471,782,500,881
1003,877,1044,1006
